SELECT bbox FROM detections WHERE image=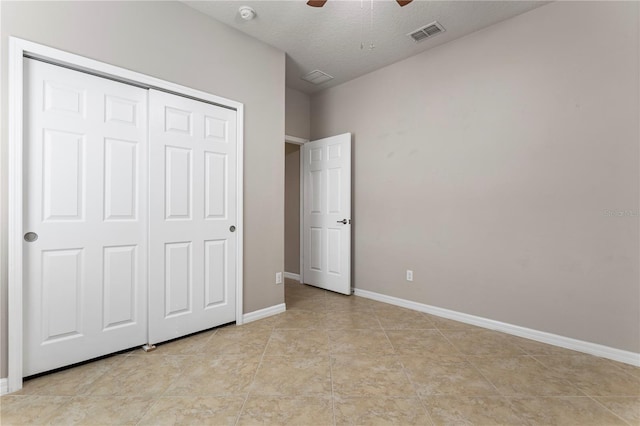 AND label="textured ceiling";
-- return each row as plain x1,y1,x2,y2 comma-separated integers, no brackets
184,0,548,94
